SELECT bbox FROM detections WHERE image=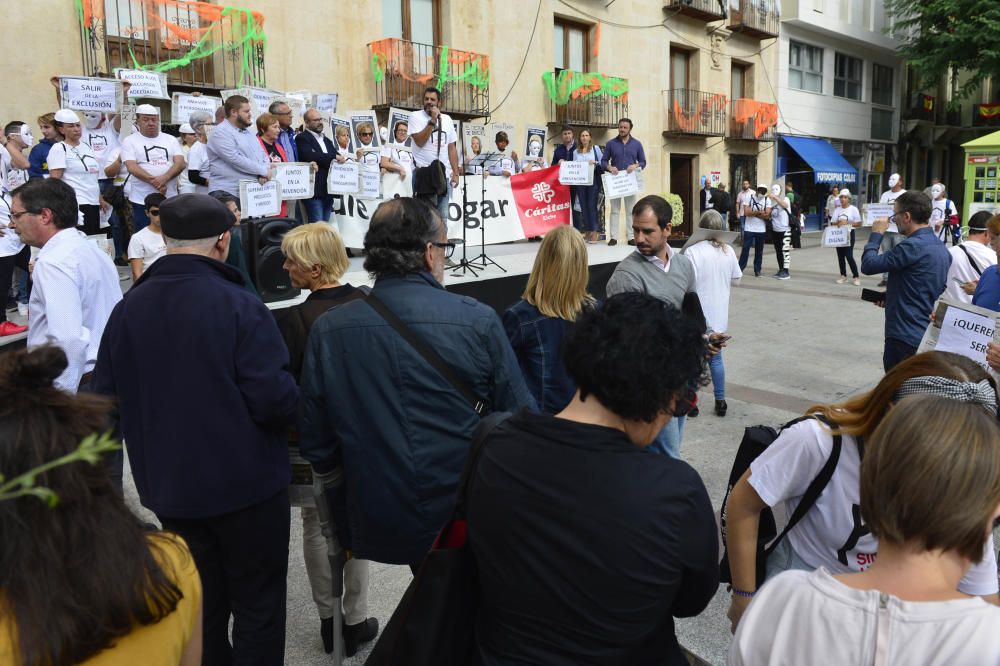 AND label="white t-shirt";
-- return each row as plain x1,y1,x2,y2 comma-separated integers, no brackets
83,123,121,172
736,188,754,217
177,143,195,194
407,110,457,177
358,147,381,171
879,187,906,205
744,194,768,233
0,146,25,258
489,154,519,177
45,141,102,206
127,226,166,273
729,568,1000,666
120,131,180,204
185,141,210,194
946,241,998,304
932,198,958,236
749,418,998,595
684,240,741,331
381,144,413,172
769,196,791,232
830,204,861,227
